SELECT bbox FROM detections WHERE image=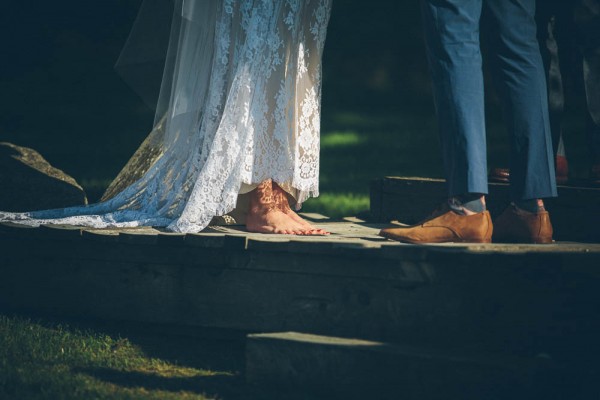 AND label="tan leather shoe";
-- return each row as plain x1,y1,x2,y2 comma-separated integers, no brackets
378,208,493,244
493,204,553,244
